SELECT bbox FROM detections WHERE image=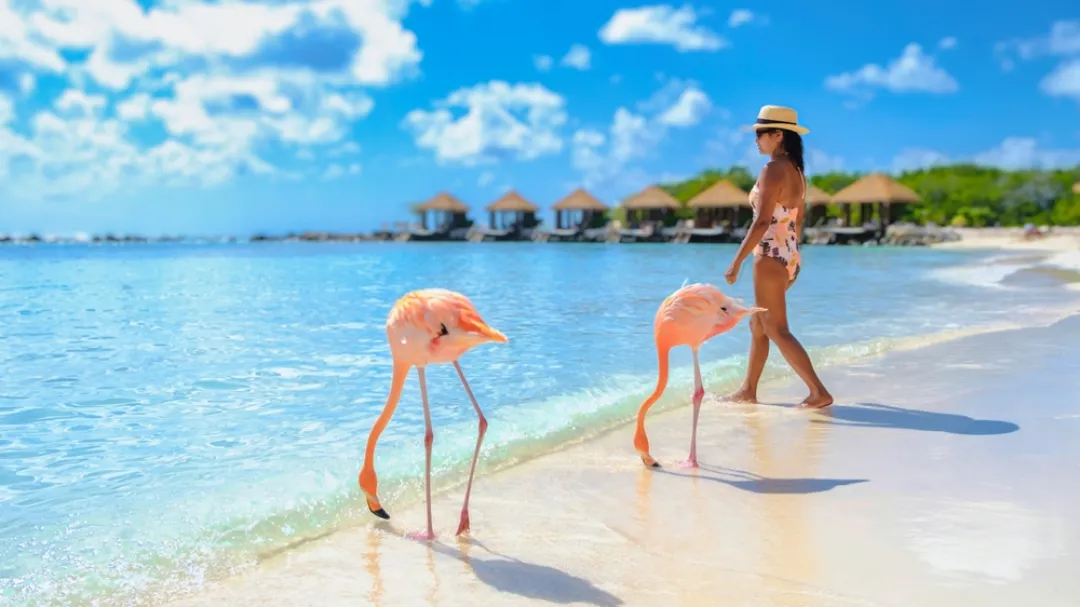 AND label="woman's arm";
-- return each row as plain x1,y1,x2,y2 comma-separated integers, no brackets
730,160,782,269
